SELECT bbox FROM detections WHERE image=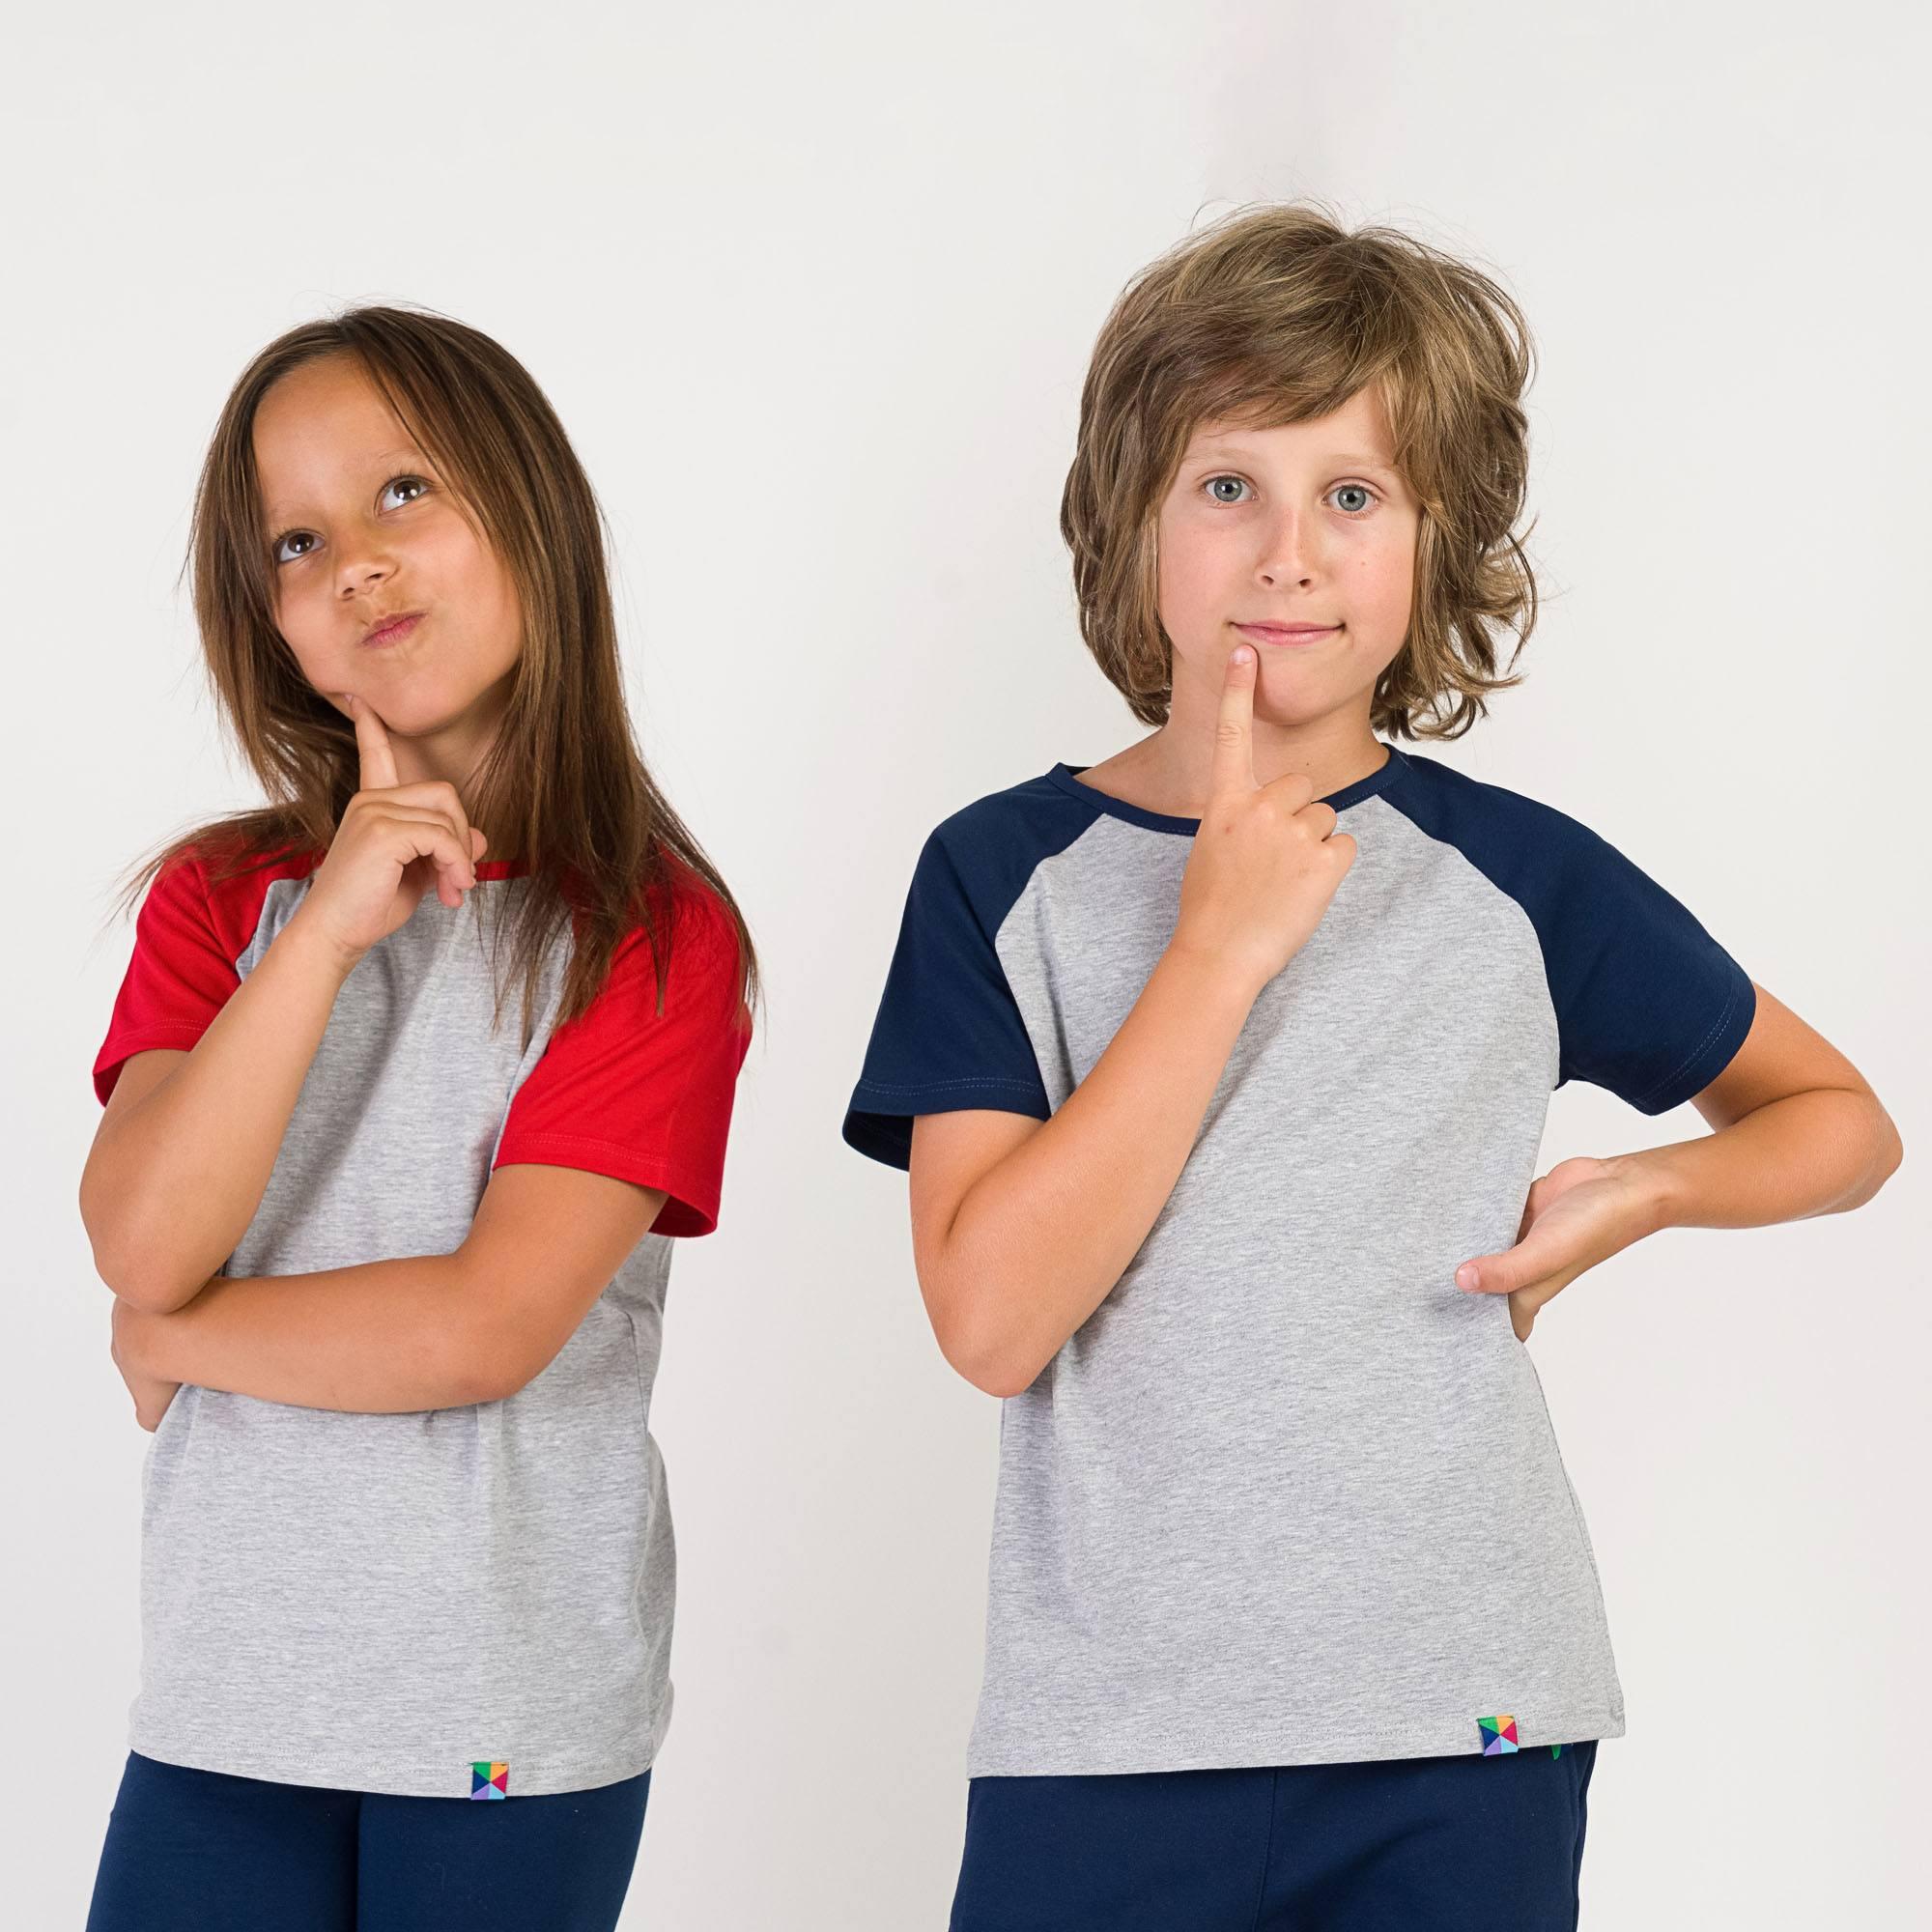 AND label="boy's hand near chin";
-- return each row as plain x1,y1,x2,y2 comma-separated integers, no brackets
1455,1155,1664,1341
111,1298,181,1433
